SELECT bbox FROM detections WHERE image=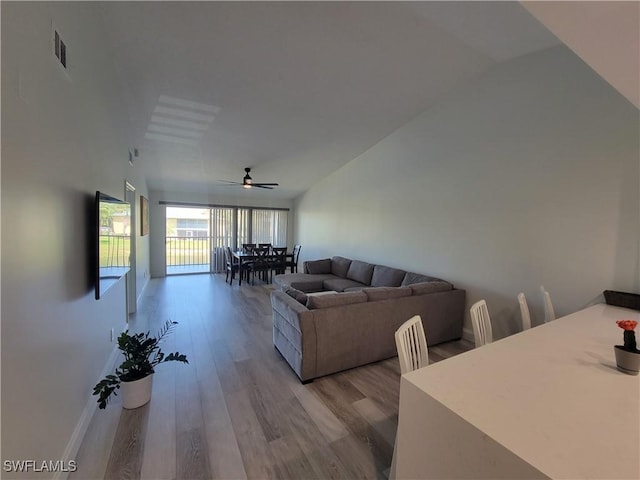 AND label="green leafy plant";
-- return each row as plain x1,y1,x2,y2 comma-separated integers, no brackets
93,320,188,409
